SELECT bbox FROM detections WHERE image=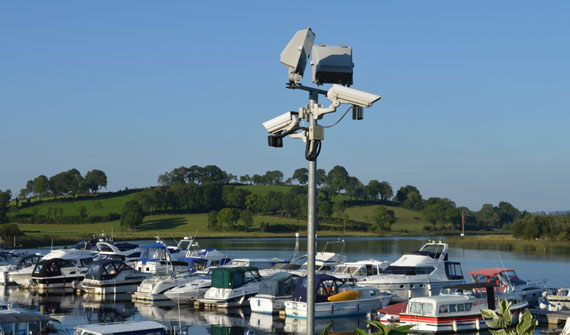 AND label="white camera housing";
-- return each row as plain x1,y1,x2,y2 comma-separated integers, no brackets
326,84,381,108
262,111,299,134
